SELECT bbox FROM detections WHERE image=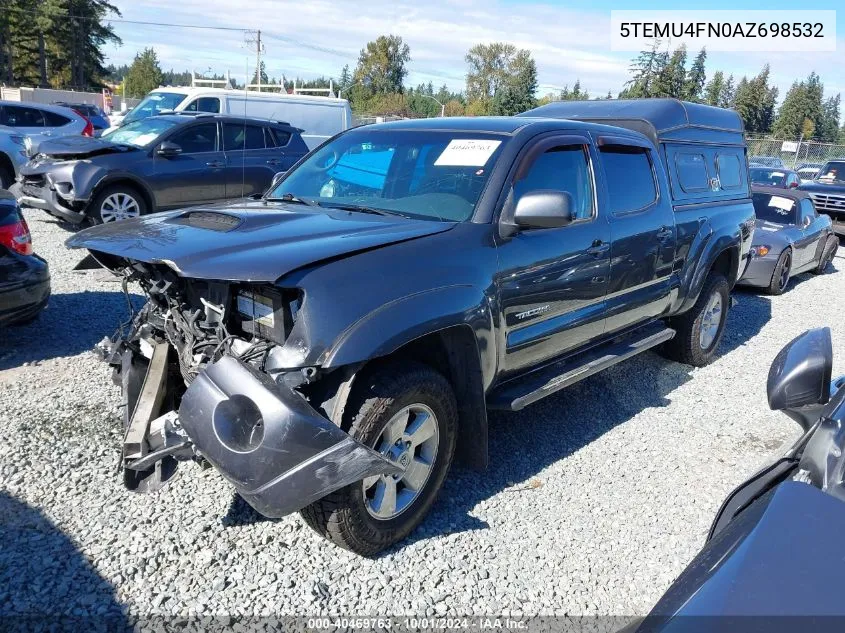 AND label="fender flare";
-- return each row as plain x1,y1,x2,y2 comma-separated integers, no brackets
320,284,495,376
320,284,495,471
677,226,741,314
